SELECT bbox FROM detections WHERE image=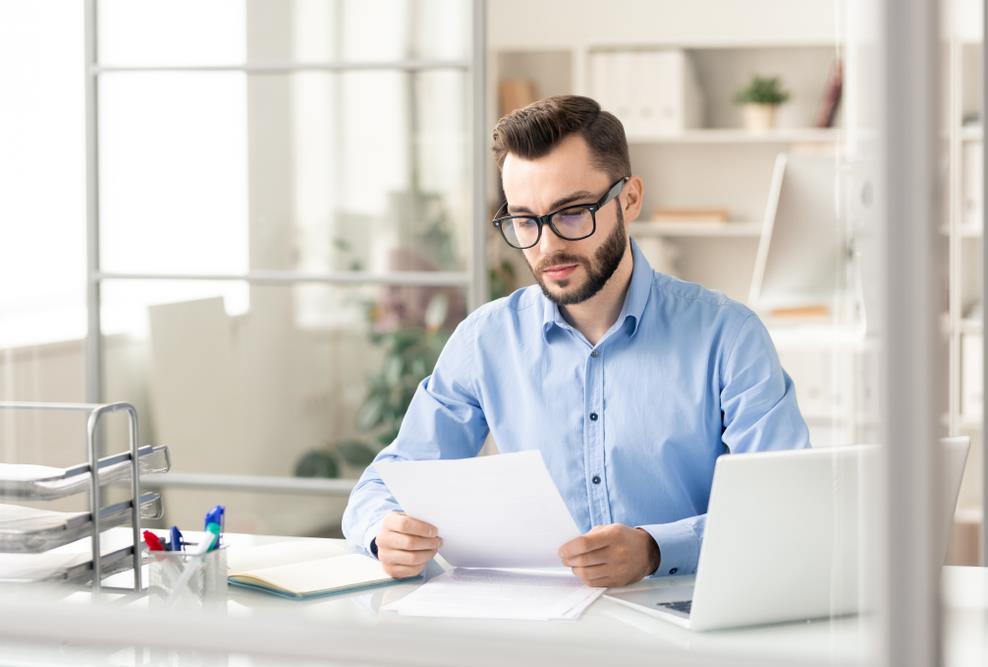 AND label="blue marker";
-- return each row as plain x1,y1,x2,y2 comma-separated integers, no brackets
169,525,184,552
204,505,225,551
